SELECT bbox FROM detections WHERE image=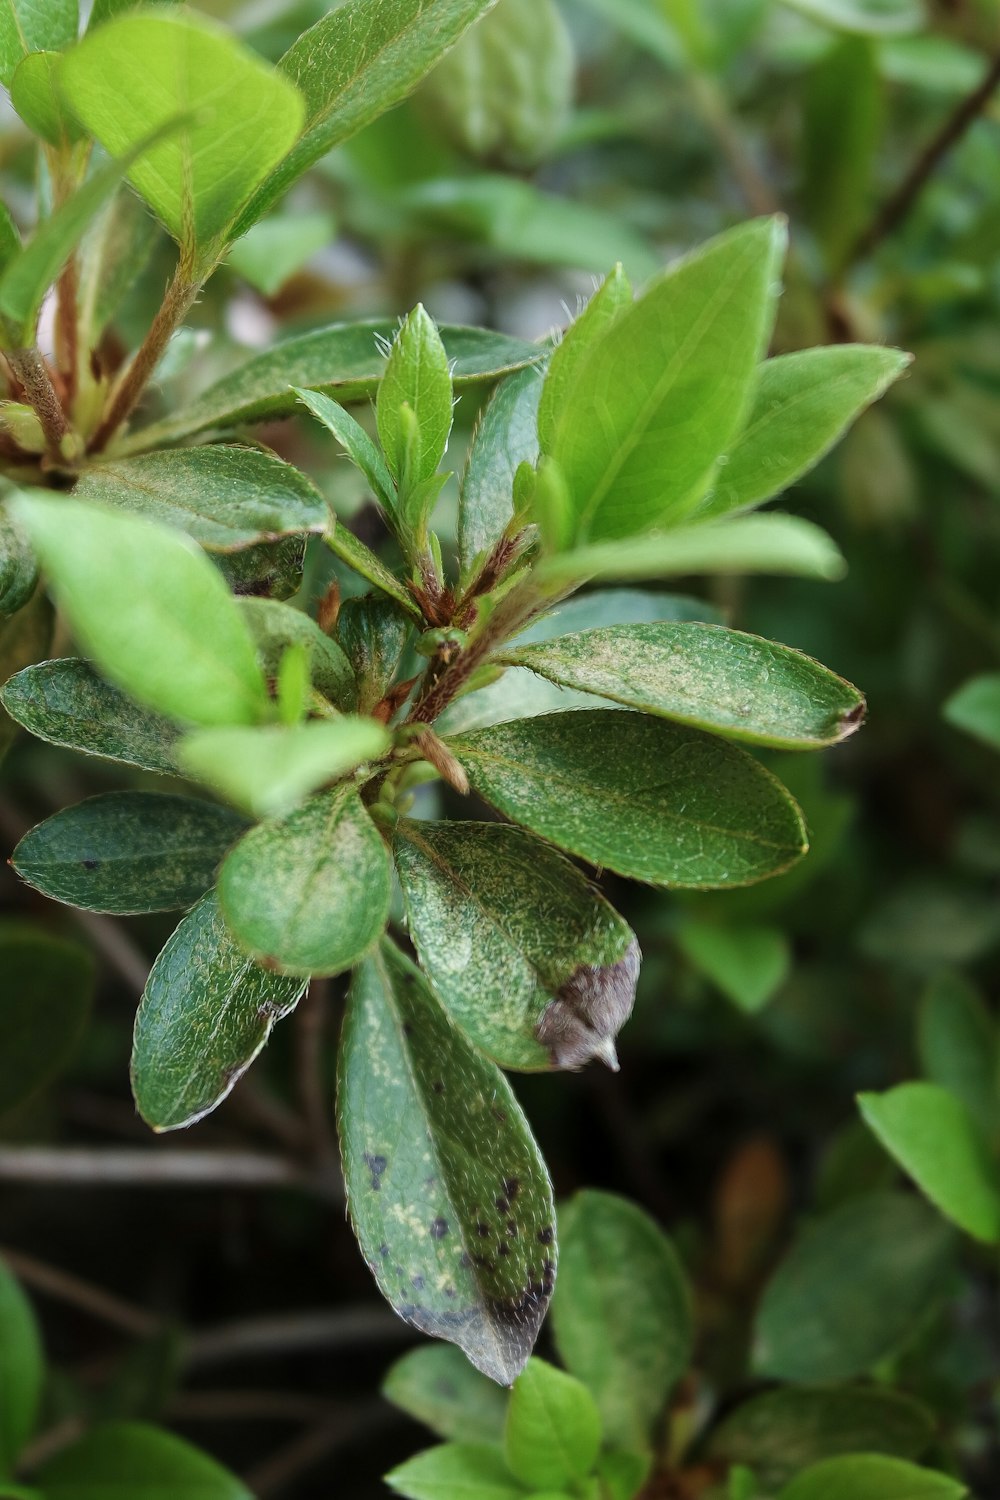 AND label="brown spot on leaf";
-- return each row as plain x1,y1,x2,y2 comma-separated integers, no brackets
363,1153,387,1191
430,1217,449,1239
